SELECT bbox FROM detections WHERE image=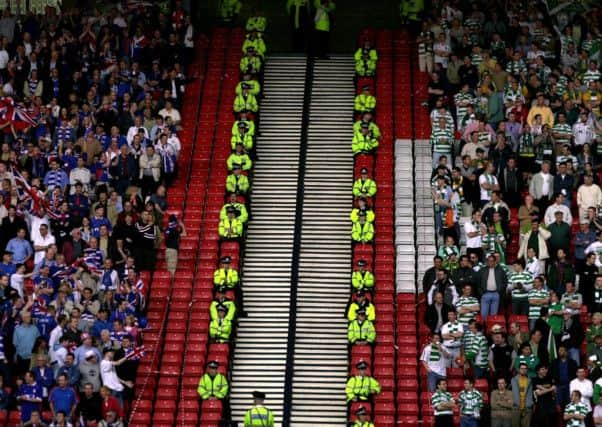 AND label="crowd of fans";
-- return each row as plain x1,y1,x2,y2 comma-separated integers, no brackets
421,0,602,426
0,1,194,425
